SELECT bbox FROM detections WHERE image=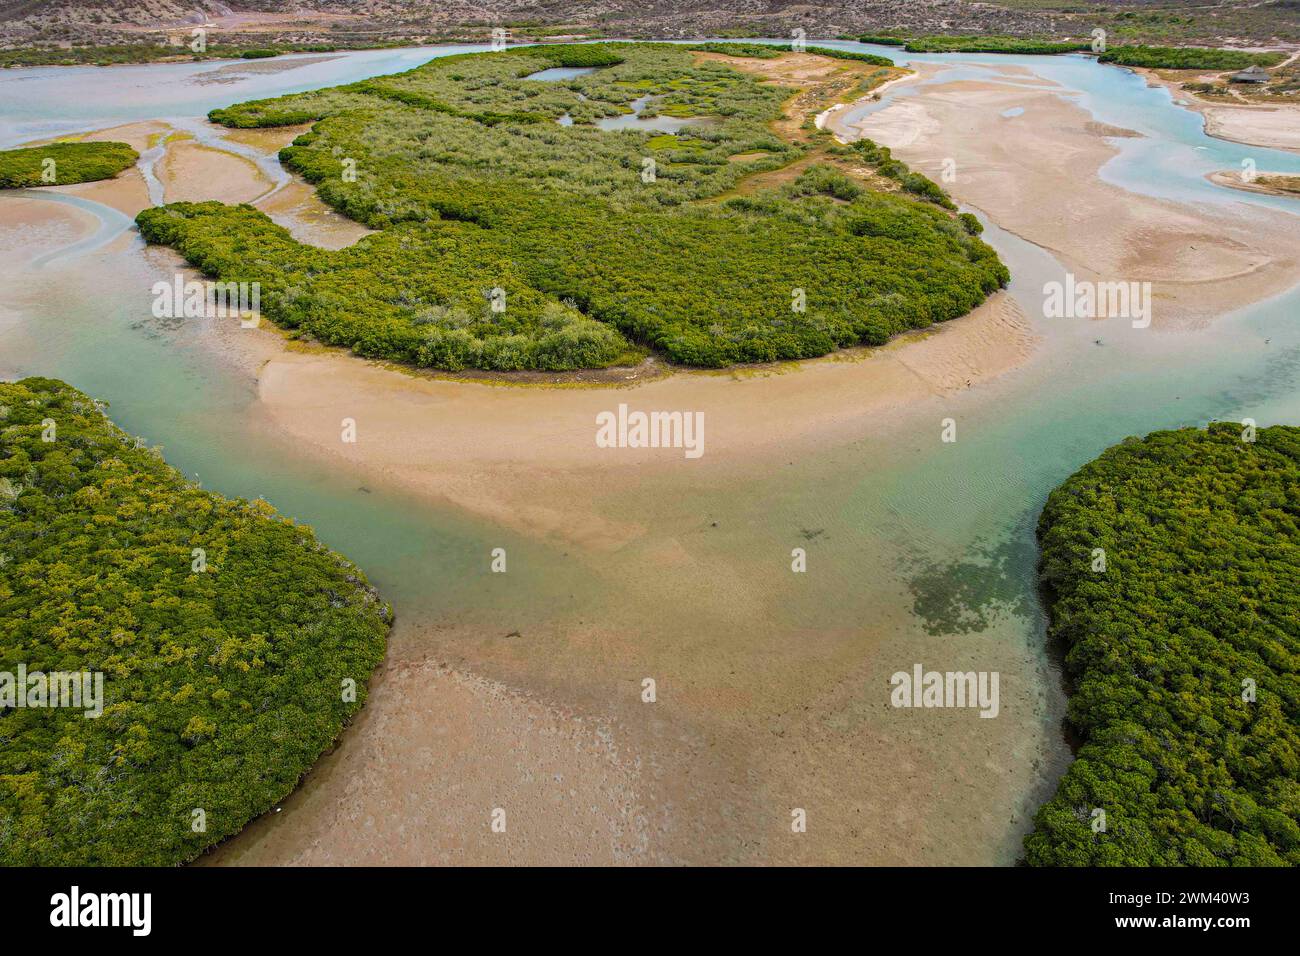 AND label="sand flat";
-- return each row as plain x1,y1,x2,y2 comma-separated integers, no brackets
160,139,273,205
249,292,1035,551
843,64,1300,326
